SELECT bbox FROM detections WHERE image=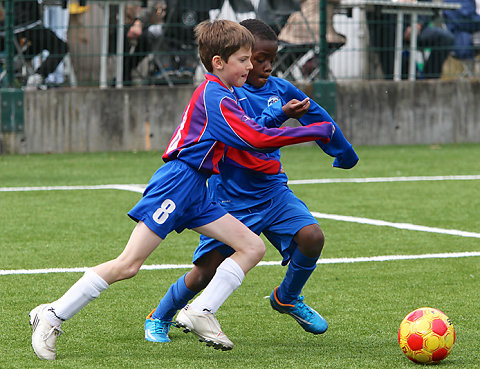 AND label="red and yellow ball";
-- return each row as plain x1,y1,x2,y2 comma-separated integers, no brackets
398,307,455,364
